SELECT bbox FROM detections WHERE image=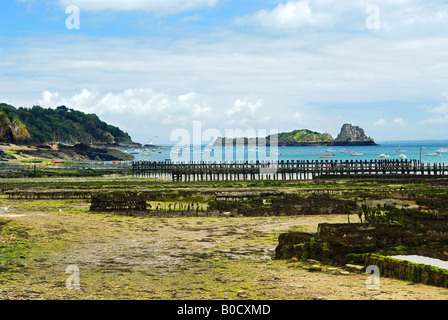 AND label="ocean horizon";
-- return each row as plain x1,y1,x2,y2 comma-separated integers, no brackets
126,140,448,164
